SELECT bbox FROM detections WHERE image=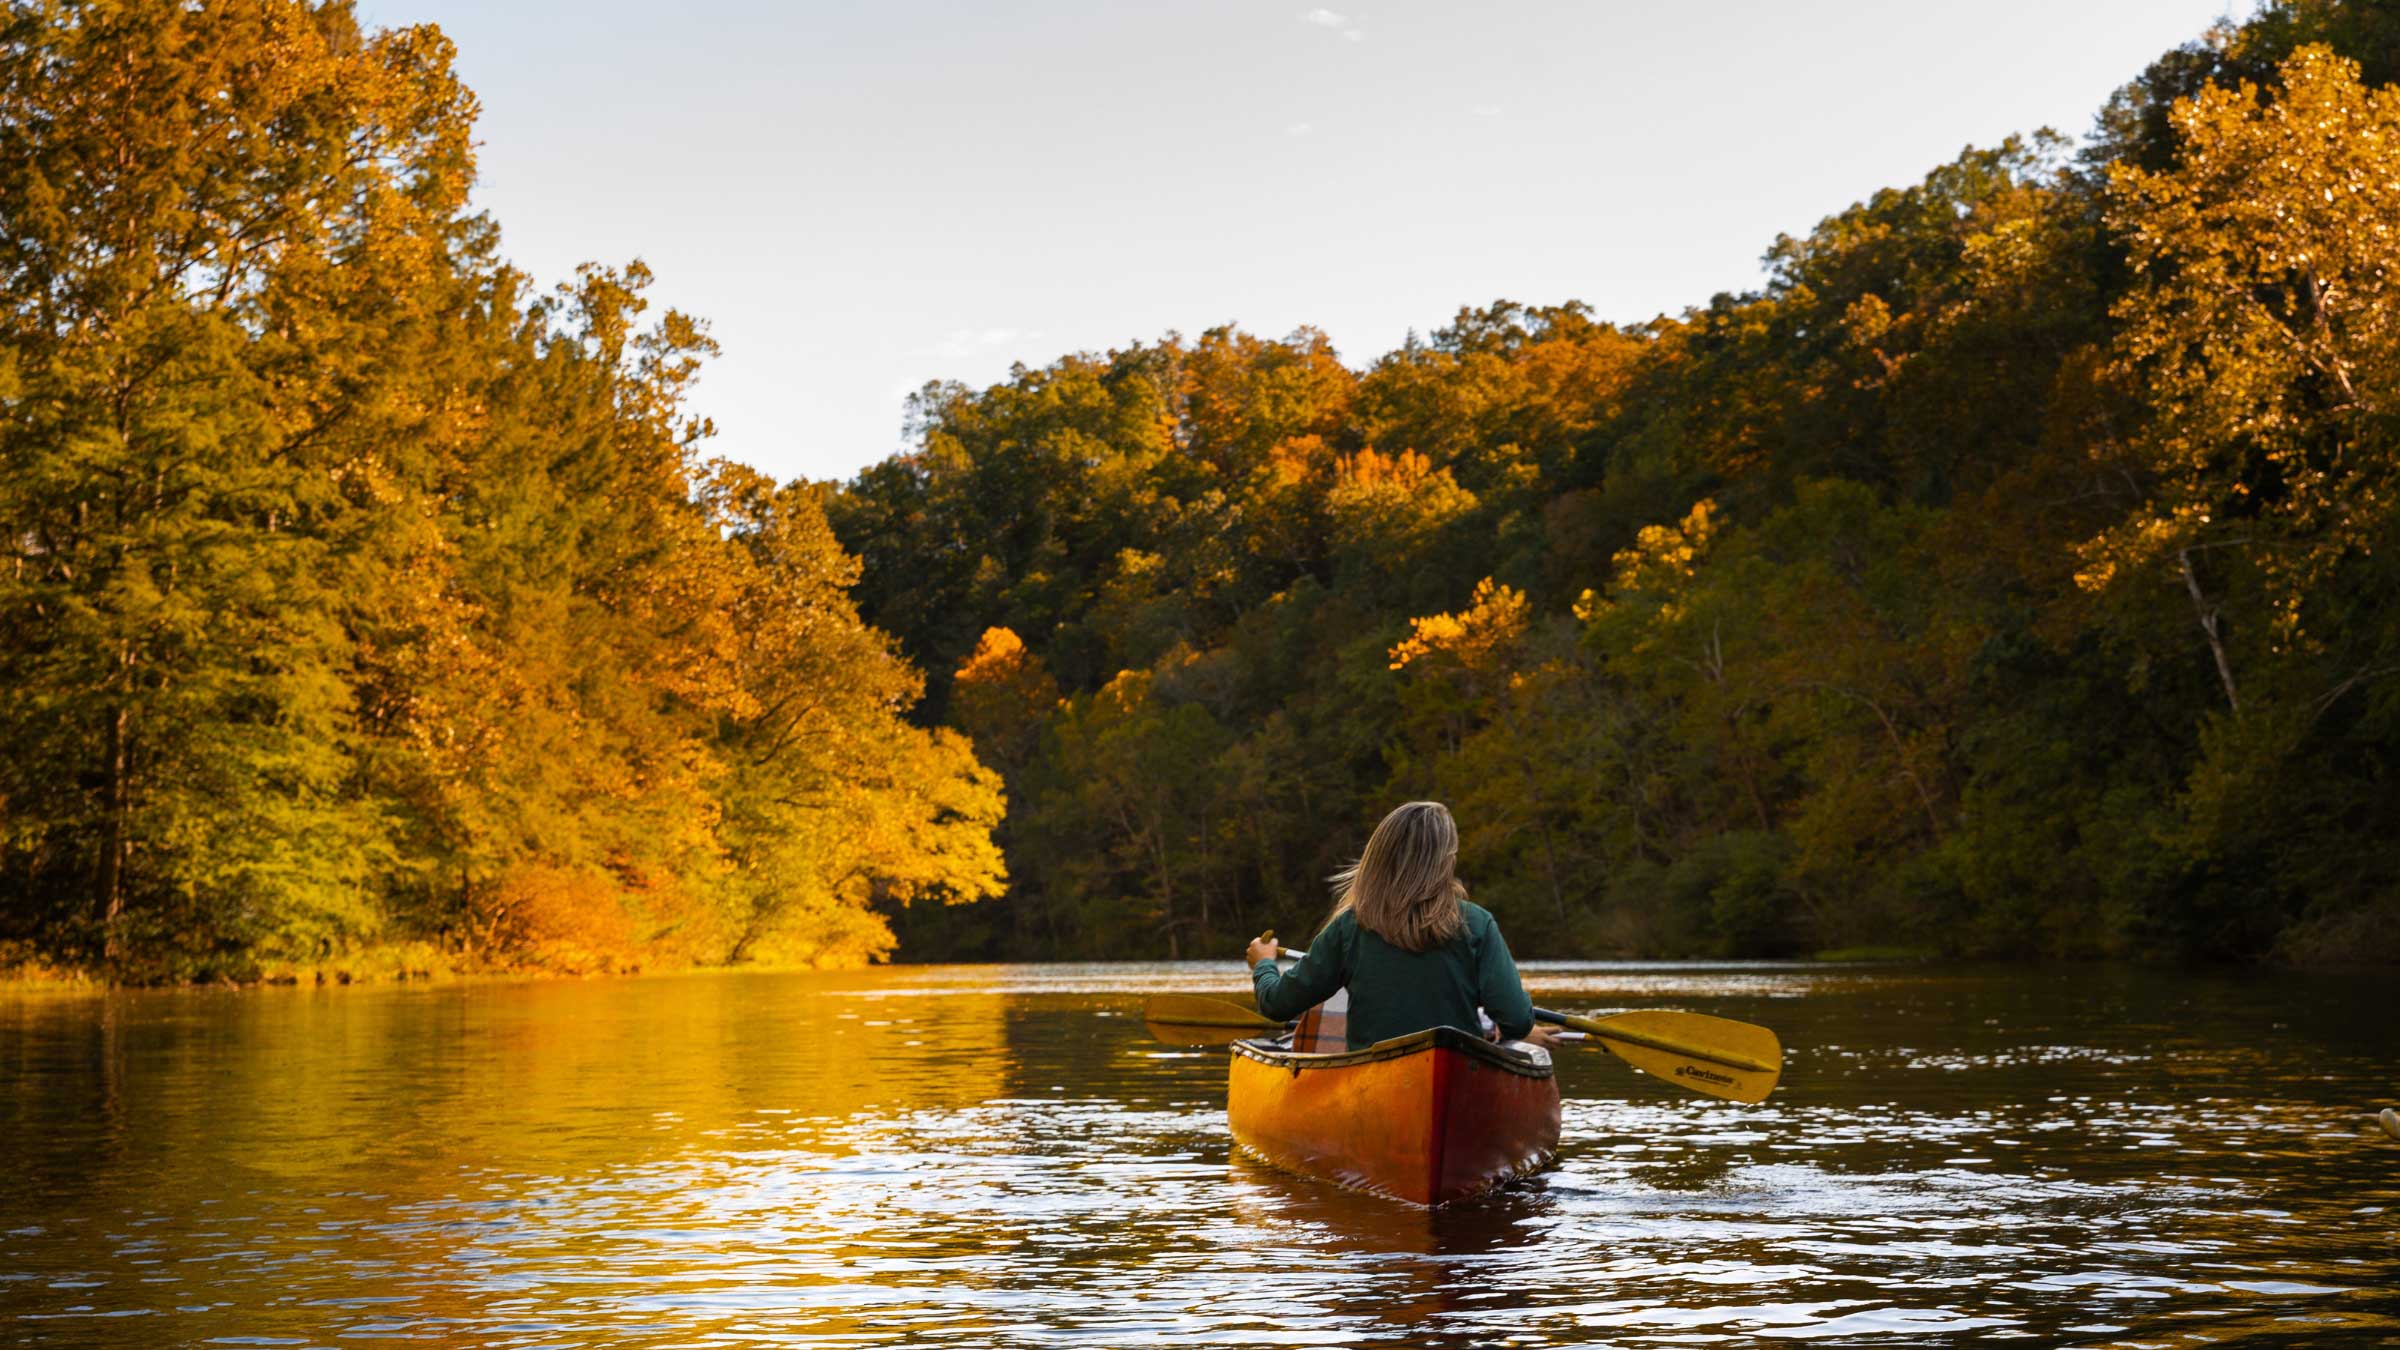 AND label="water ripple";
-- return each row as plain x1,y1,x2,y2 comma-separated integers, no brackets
3,964,2397,1346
